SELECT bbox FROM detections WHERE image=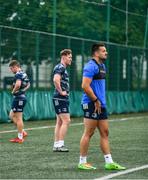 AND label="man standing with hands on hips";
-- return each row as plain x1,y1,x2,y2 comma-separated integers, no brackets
78,43,126,170
52,49,72,152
